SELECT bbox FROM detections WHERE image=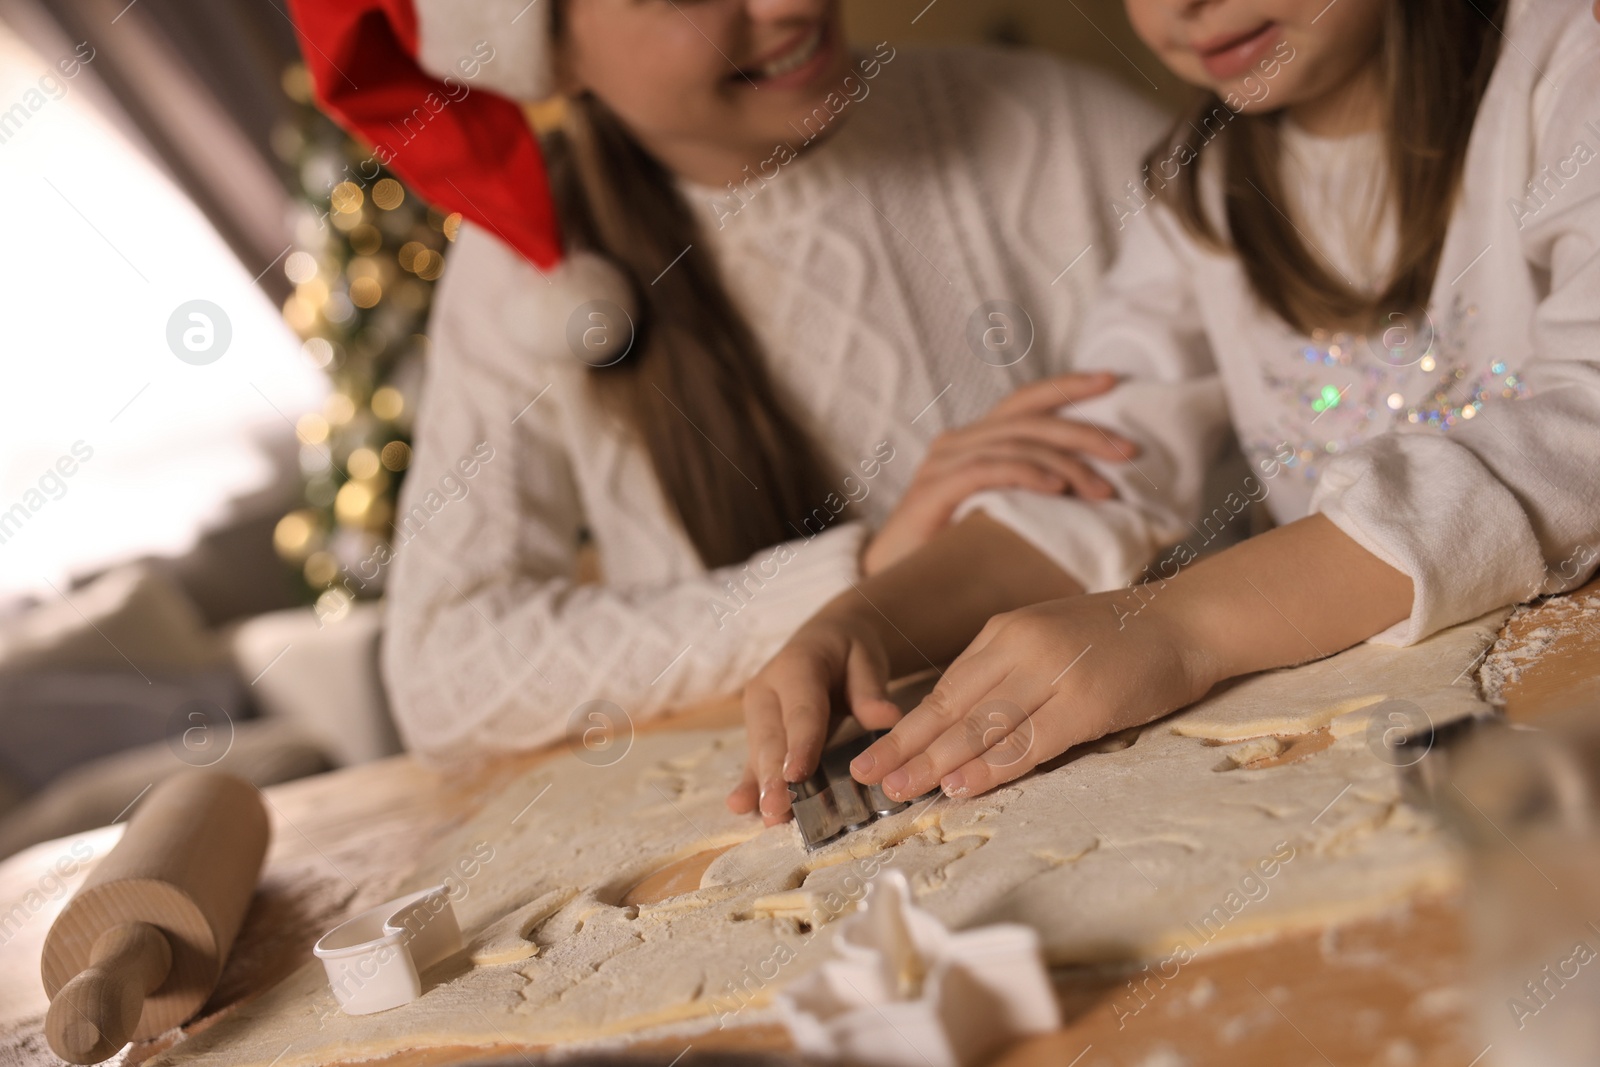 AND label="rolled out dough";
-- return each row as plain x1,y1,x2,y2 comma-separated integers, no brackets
151,609,1509,1066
